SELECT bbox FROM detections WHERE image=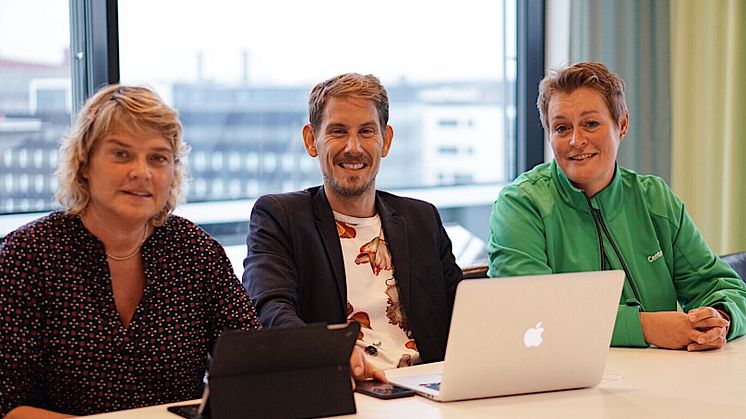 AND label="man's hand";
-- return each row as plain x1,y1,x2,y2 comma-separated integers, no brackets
685,307,729,351
349,345,387,390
